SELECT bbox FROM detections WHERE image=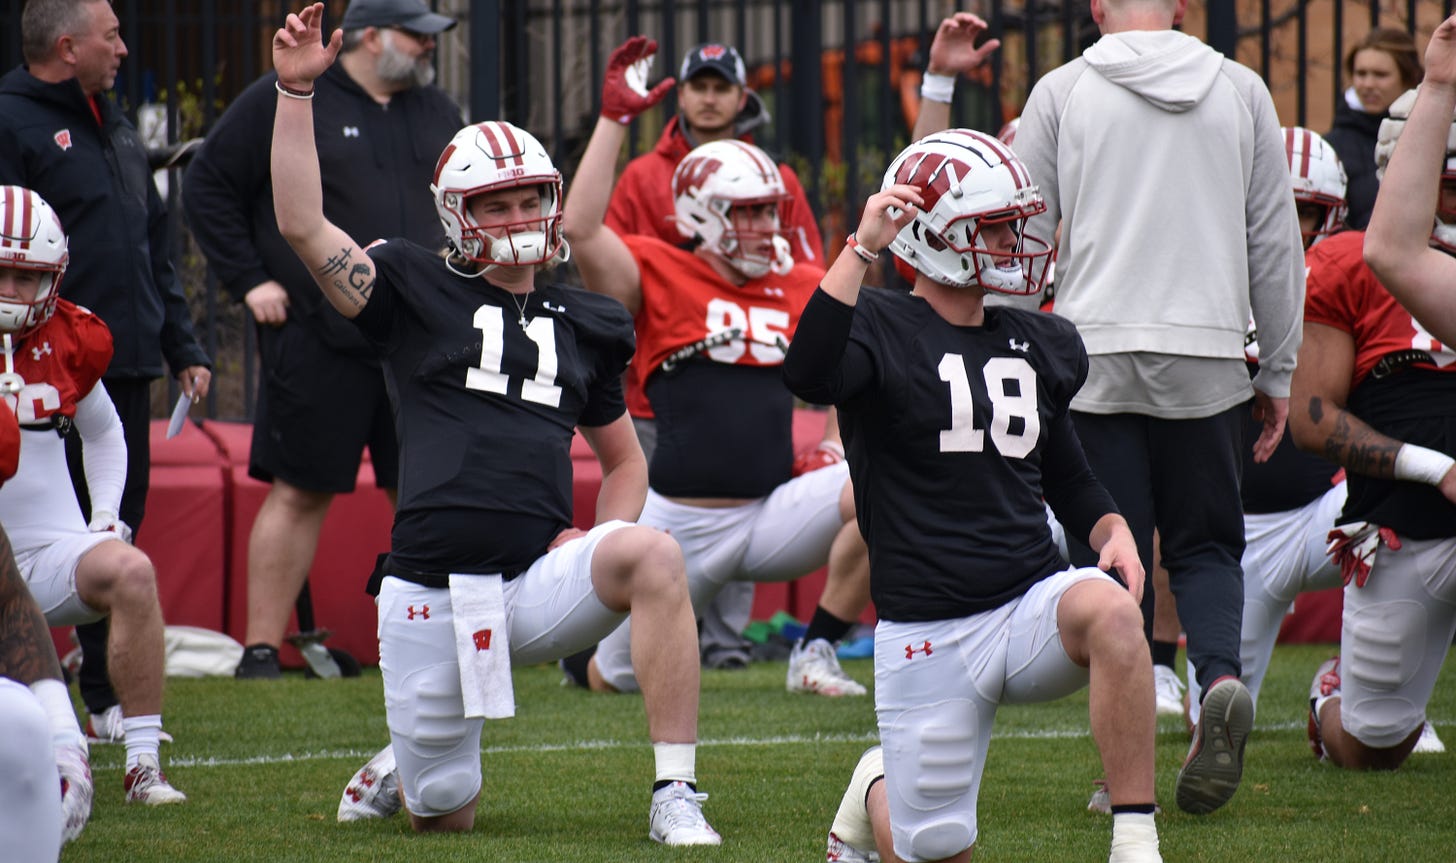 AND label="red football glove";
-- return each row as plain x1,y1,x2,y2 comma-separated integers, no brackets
1325,521,1401,588
792,440,845,477
601,36,676,124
